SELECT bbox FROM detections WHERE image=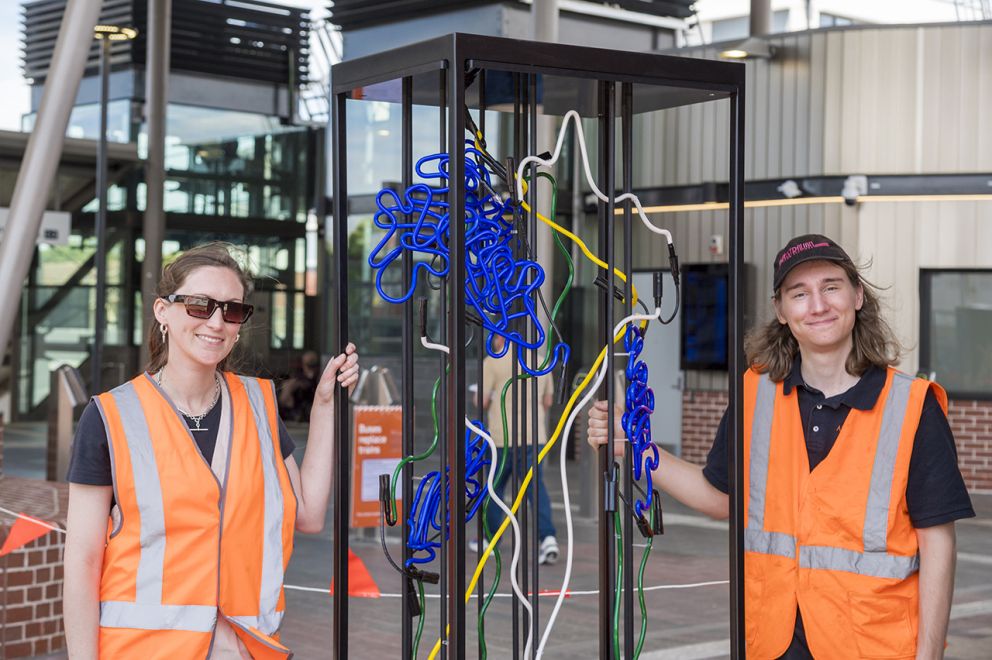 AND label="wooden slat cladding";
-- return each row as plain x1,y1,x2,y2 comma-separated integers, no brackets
22,0,309,85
